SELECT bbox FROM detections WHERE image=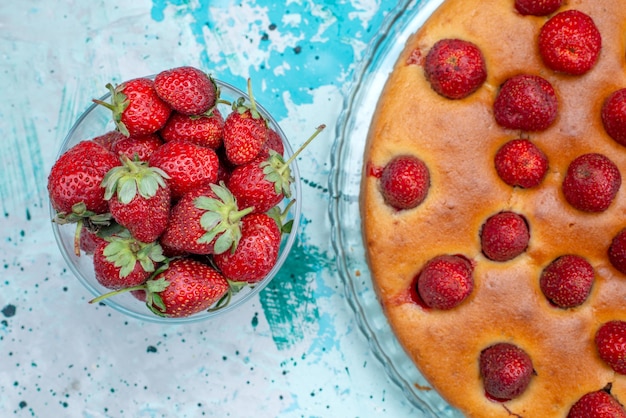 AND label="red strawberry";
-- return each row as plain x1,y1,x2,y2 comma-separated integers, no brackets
379,154,431,210
79,226,107,255
494,139,549,188
93,130,125,151
514,0,562,16
493,74,558,131
602,88,626,147
213,213,281,283
479,342,534,401
94,78,172,137
48,140,121,216
539,10,602,75
610,229,626,275
223,79,269,165
148,140,219,200
414,254,474,310
562,153,621,213
568,389,626,418
145,258,229,317
160,109,224,149
424,38,487,100
257,127,285,159
595,320,626,374
79,220,125,255
159,183,252,255
49,139,120,255
227,158,282,214
154,66,217,116
111,133,163,161
102,155,171,243
480,211,530,262
539,255,595,308
227,125,325,214
93,234,165,290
